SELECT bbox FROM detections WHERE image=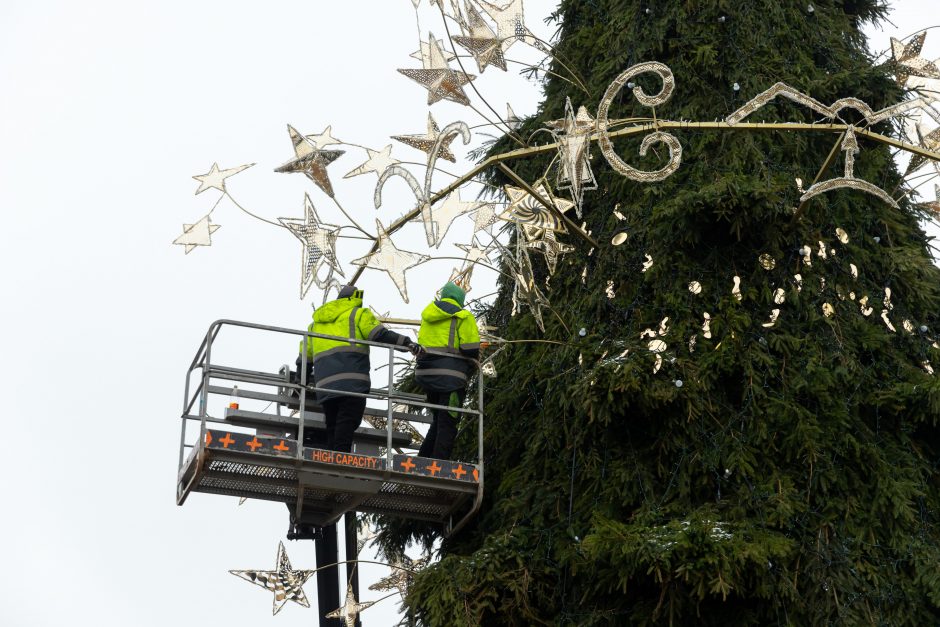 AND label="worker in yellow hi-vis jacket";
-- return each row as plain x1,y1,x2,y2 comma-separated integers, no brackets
415,282,480,460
